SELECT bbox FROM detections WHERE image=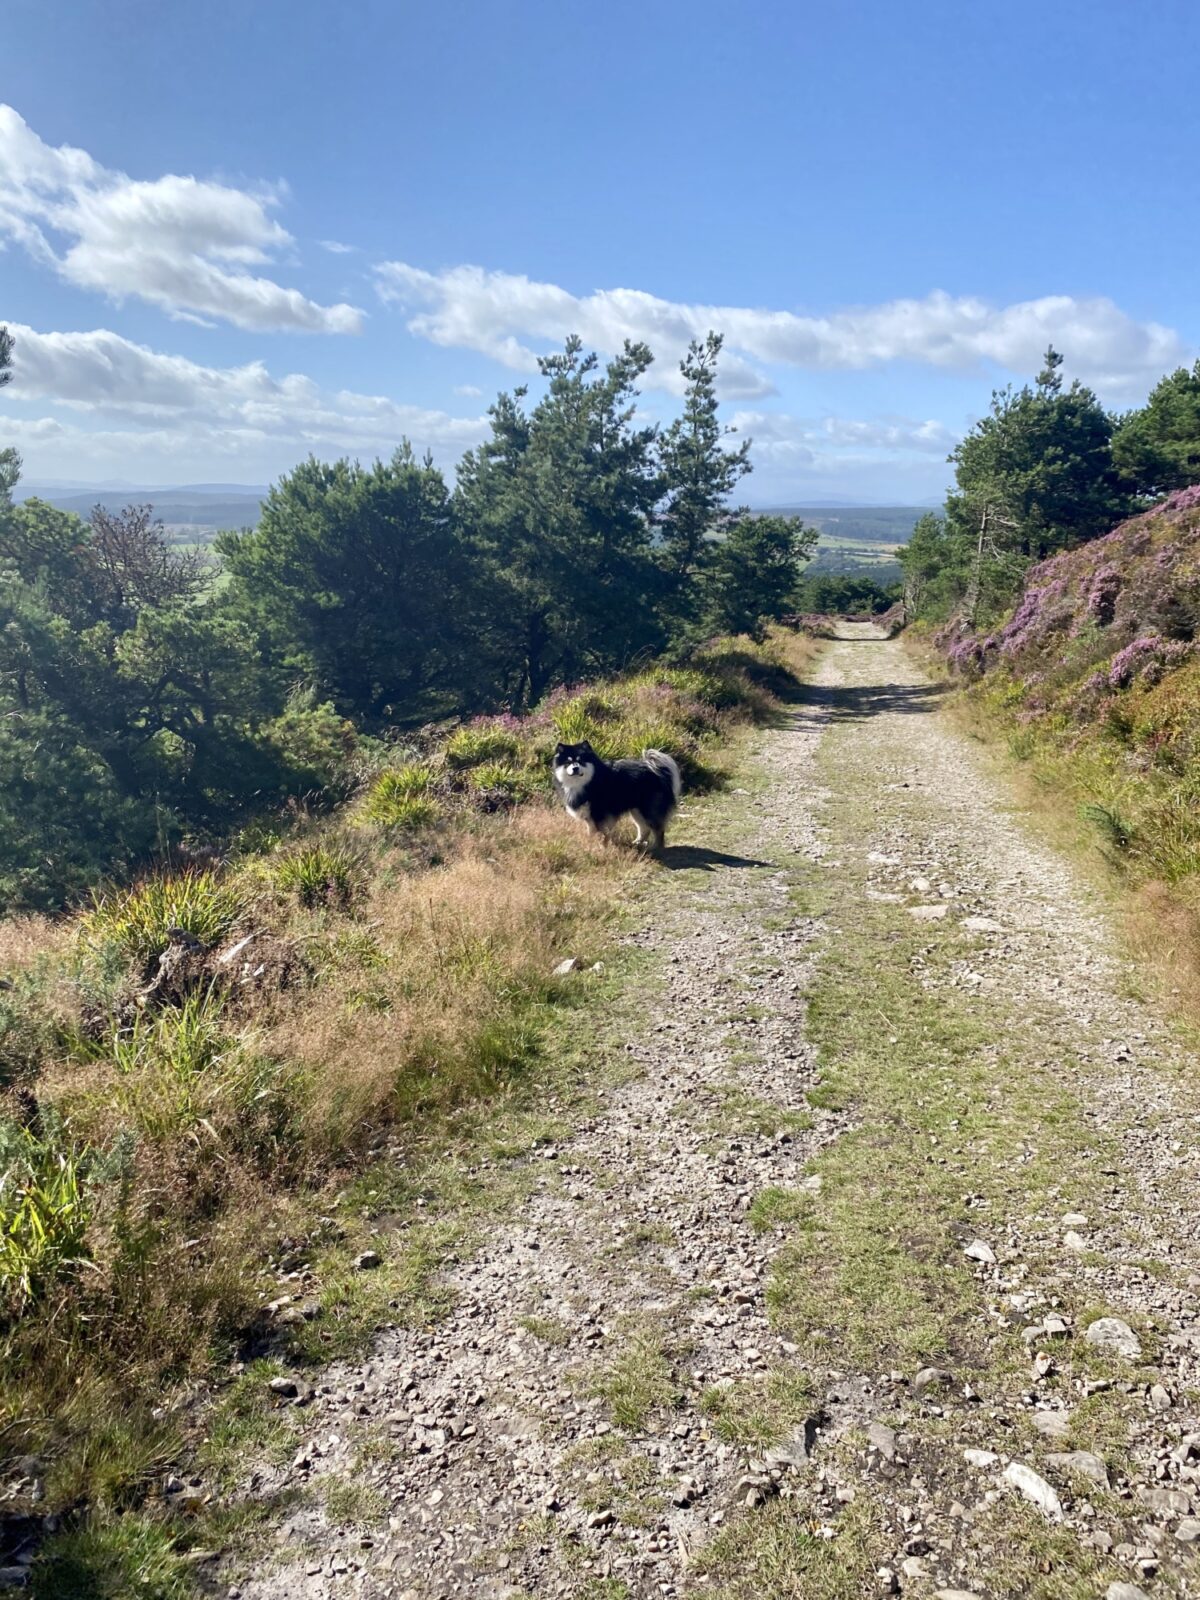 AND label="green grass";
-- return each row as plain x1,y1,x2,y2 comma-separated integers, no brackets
80,870,242,968
588,1318,687,1432
699,1368,814,1448
444,725,523,769
322,1477,387,1526
32,1517,192,1600
361,765,439,829
270,842,364,909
